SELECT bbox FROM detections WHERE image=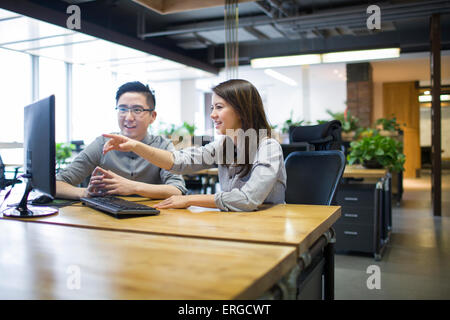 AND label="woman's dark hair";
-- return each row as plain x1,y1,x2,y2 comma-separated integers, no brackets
115,81,156,109
212,79,272,177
